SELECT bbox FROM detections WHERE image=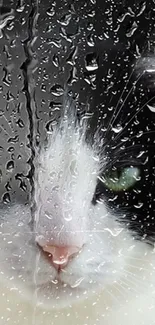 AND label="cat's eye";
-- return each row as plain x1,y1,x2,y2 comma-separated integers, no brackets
99,167,140,192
